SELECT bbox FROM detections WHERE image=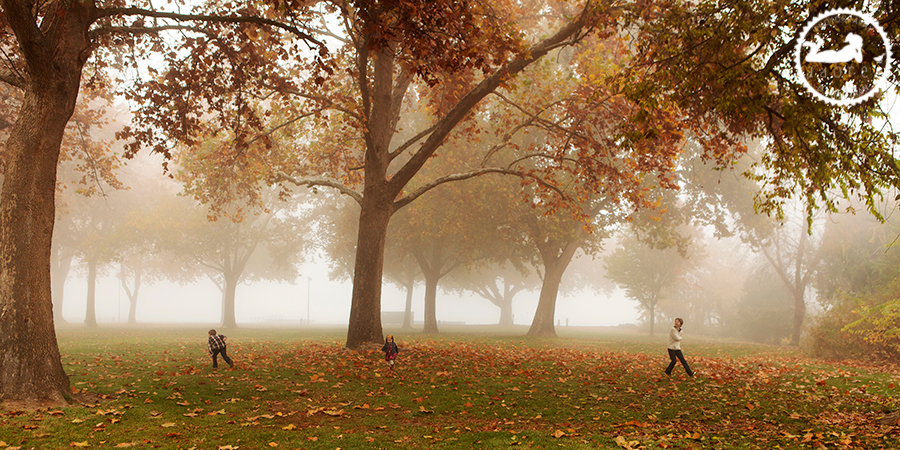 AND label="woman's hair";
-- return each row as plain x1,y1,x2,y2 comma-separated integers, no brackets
675,318,683,324
209,329,217,335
